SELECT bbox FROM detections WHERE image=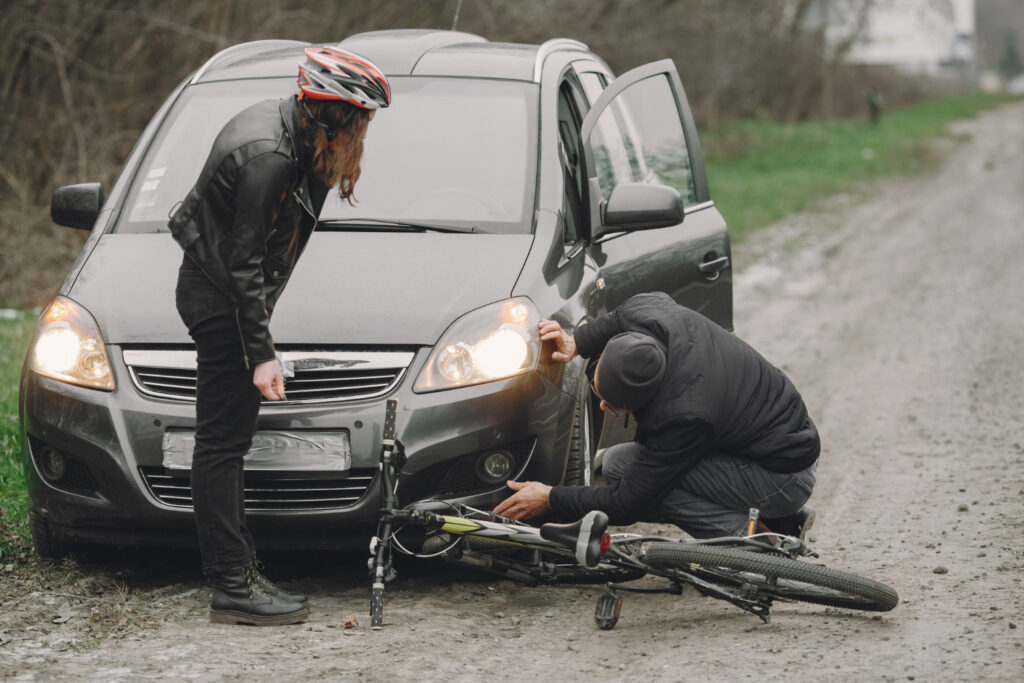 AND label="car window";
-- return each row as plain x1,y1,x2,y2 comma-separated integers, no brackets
590,73,697,206
557,81,586,245
118,77,539,234
587,97,640,202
